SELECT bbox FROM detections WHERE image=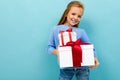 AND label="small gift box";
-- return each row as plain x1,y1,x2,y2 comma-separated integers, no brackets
58,28,77,46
